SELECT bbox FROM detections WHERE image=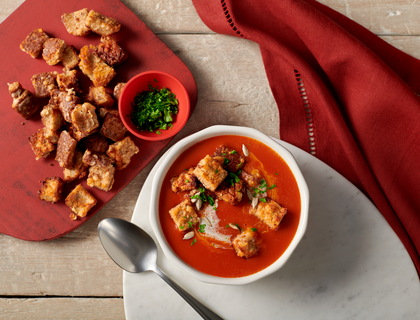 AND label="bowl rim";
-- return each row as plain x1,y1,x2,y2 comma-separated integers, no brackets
118,70,190,141
149,125,310,285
